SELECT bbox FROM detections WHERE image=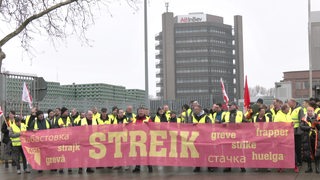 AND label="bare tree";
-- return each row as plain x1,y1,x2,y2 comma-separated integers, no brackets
0,0,139,72
249,85,275,97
